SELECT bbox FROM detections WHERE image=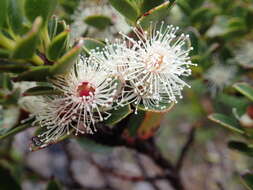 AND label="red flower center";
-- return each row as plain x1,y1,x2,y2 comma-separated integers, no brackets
77,82,95,97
